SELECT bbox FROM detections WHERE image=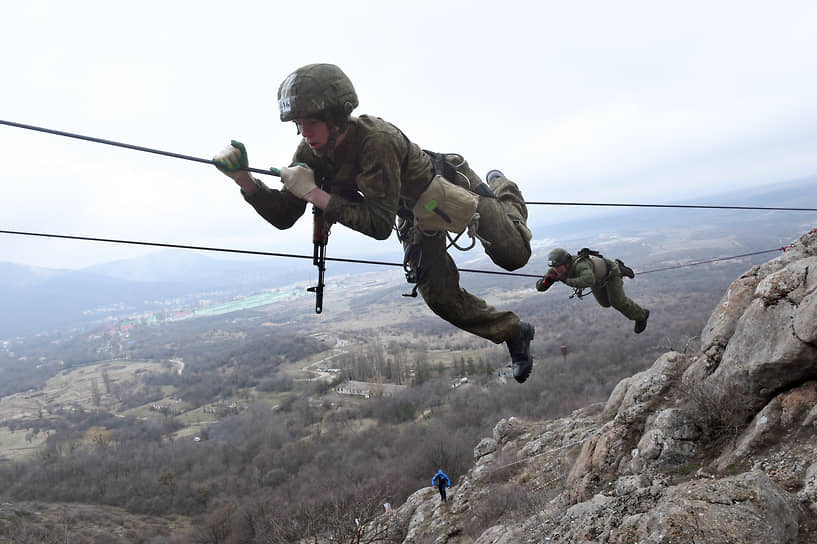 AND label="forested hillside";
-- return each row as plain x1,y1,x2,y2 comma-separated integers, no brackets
0,254,741,542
